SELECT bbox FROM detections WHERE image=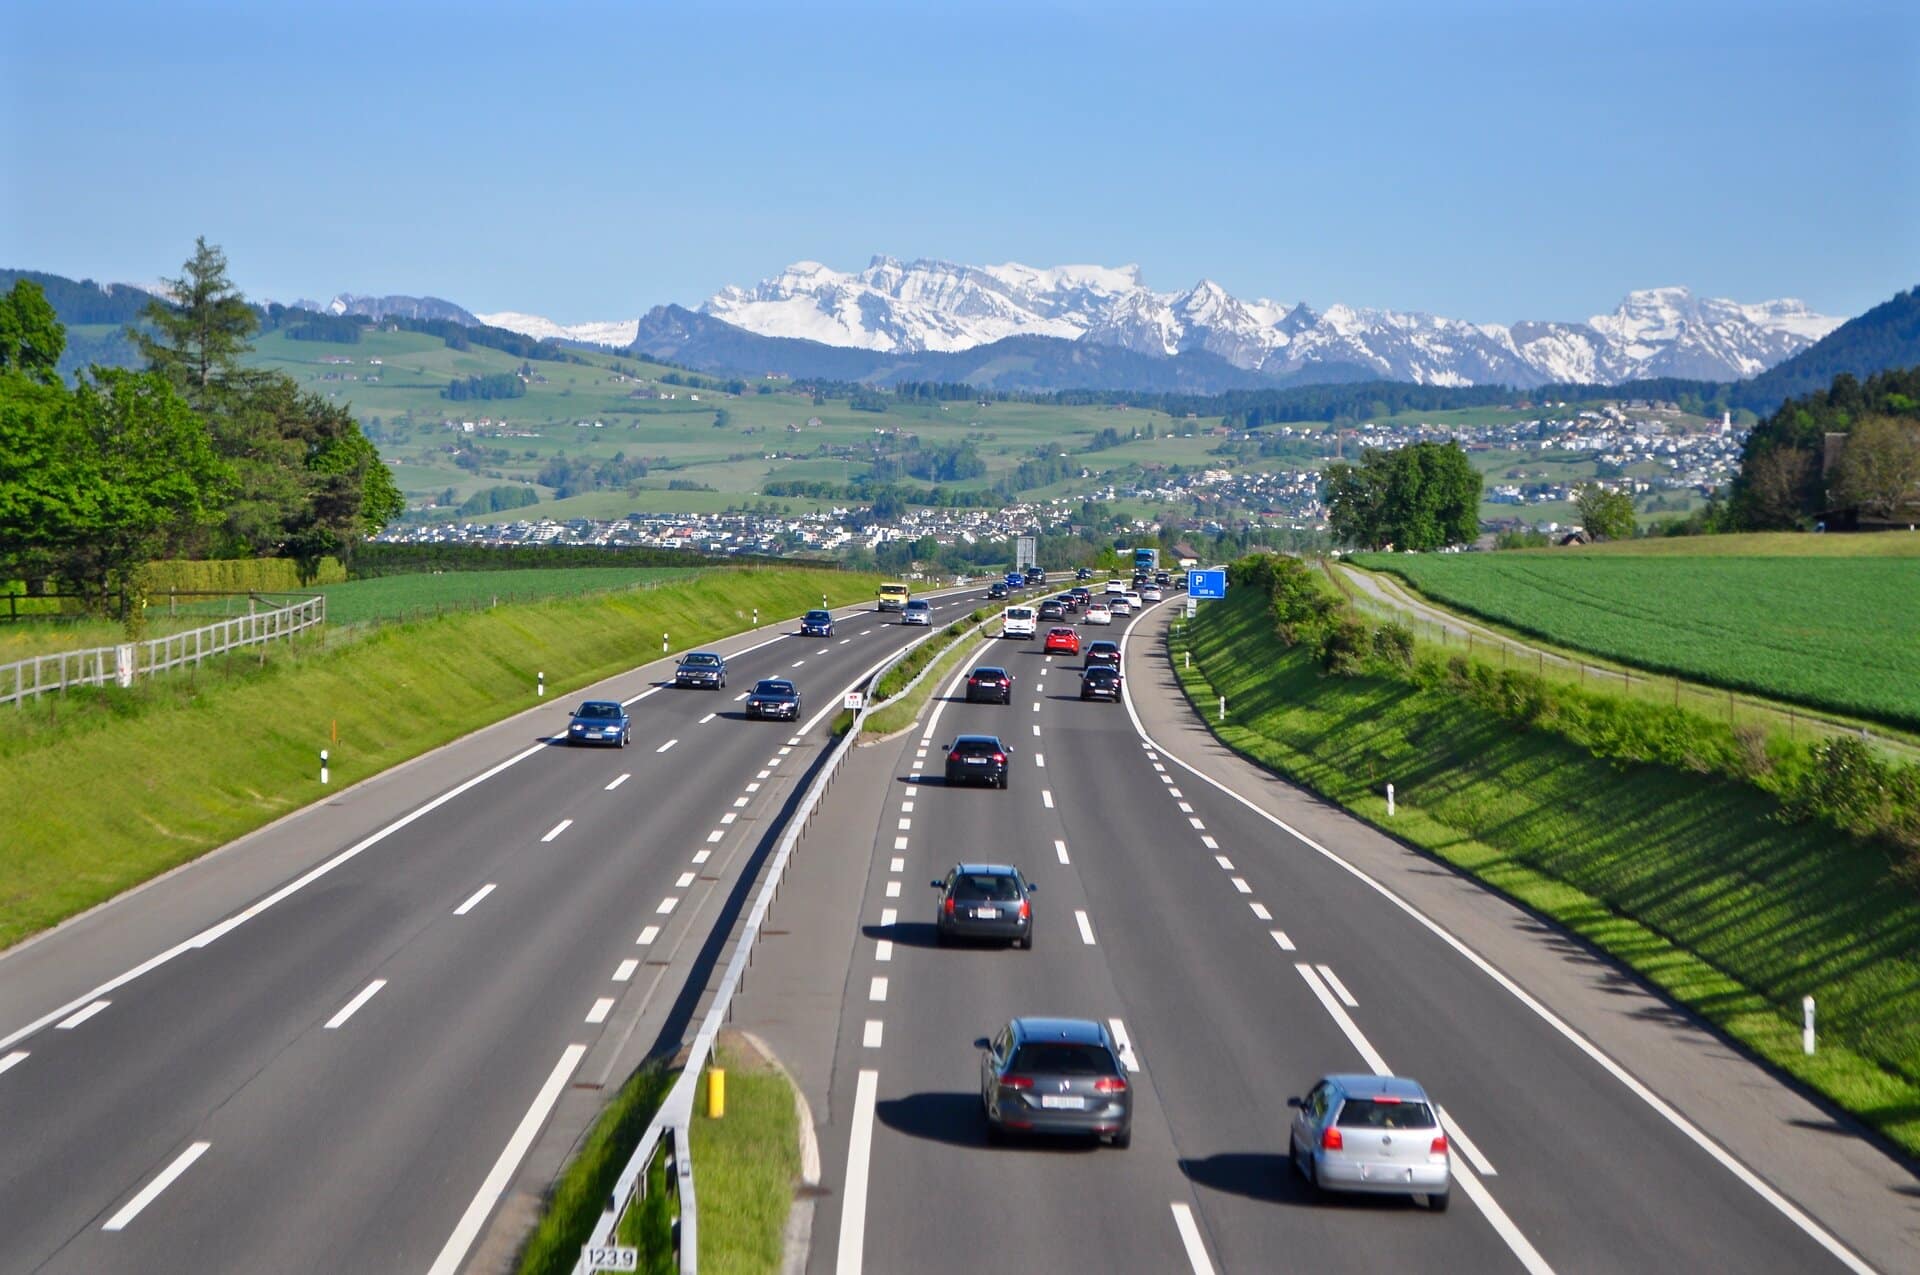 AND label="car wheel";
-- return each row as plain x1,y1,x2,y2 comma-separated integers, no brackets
985,1114,1005,1145
620,731,629,748
935,927,949,947
1016,931,1031,951
1428,1191,1450,1214
1109,1127,1131,1149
